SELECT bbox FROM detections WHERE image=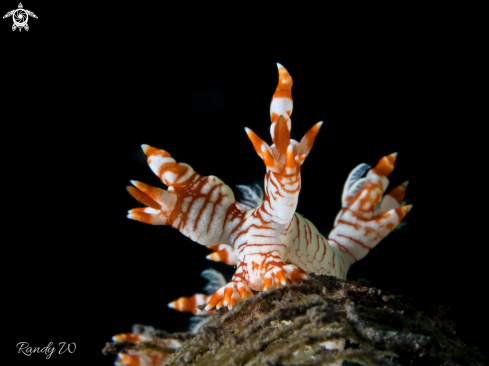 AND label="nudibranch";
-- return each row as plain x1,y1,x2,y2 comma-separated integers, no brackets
126,63,412,313
112,325,182,366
